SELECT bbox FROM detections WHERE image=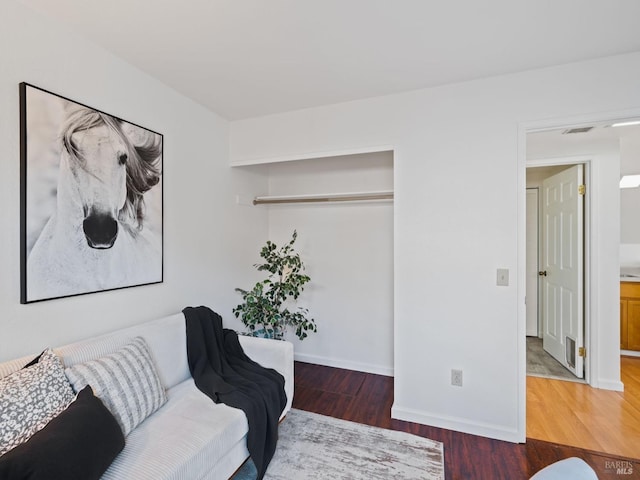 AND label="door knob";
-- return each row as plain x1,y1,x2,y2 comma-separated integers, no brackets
538,271,547,276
